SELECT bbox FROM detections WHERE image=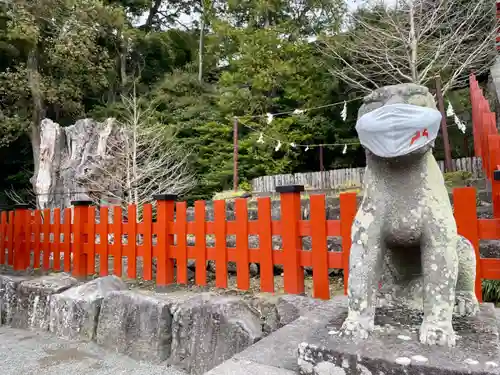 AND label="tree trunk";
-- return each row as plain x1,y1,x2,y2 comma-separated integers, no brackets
34,118,123,210
144,0,162,31
198,1,205,83
120,32,127,93
27,48,44,192
198,20,205,83
435,76,454,172
408,2,418,82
